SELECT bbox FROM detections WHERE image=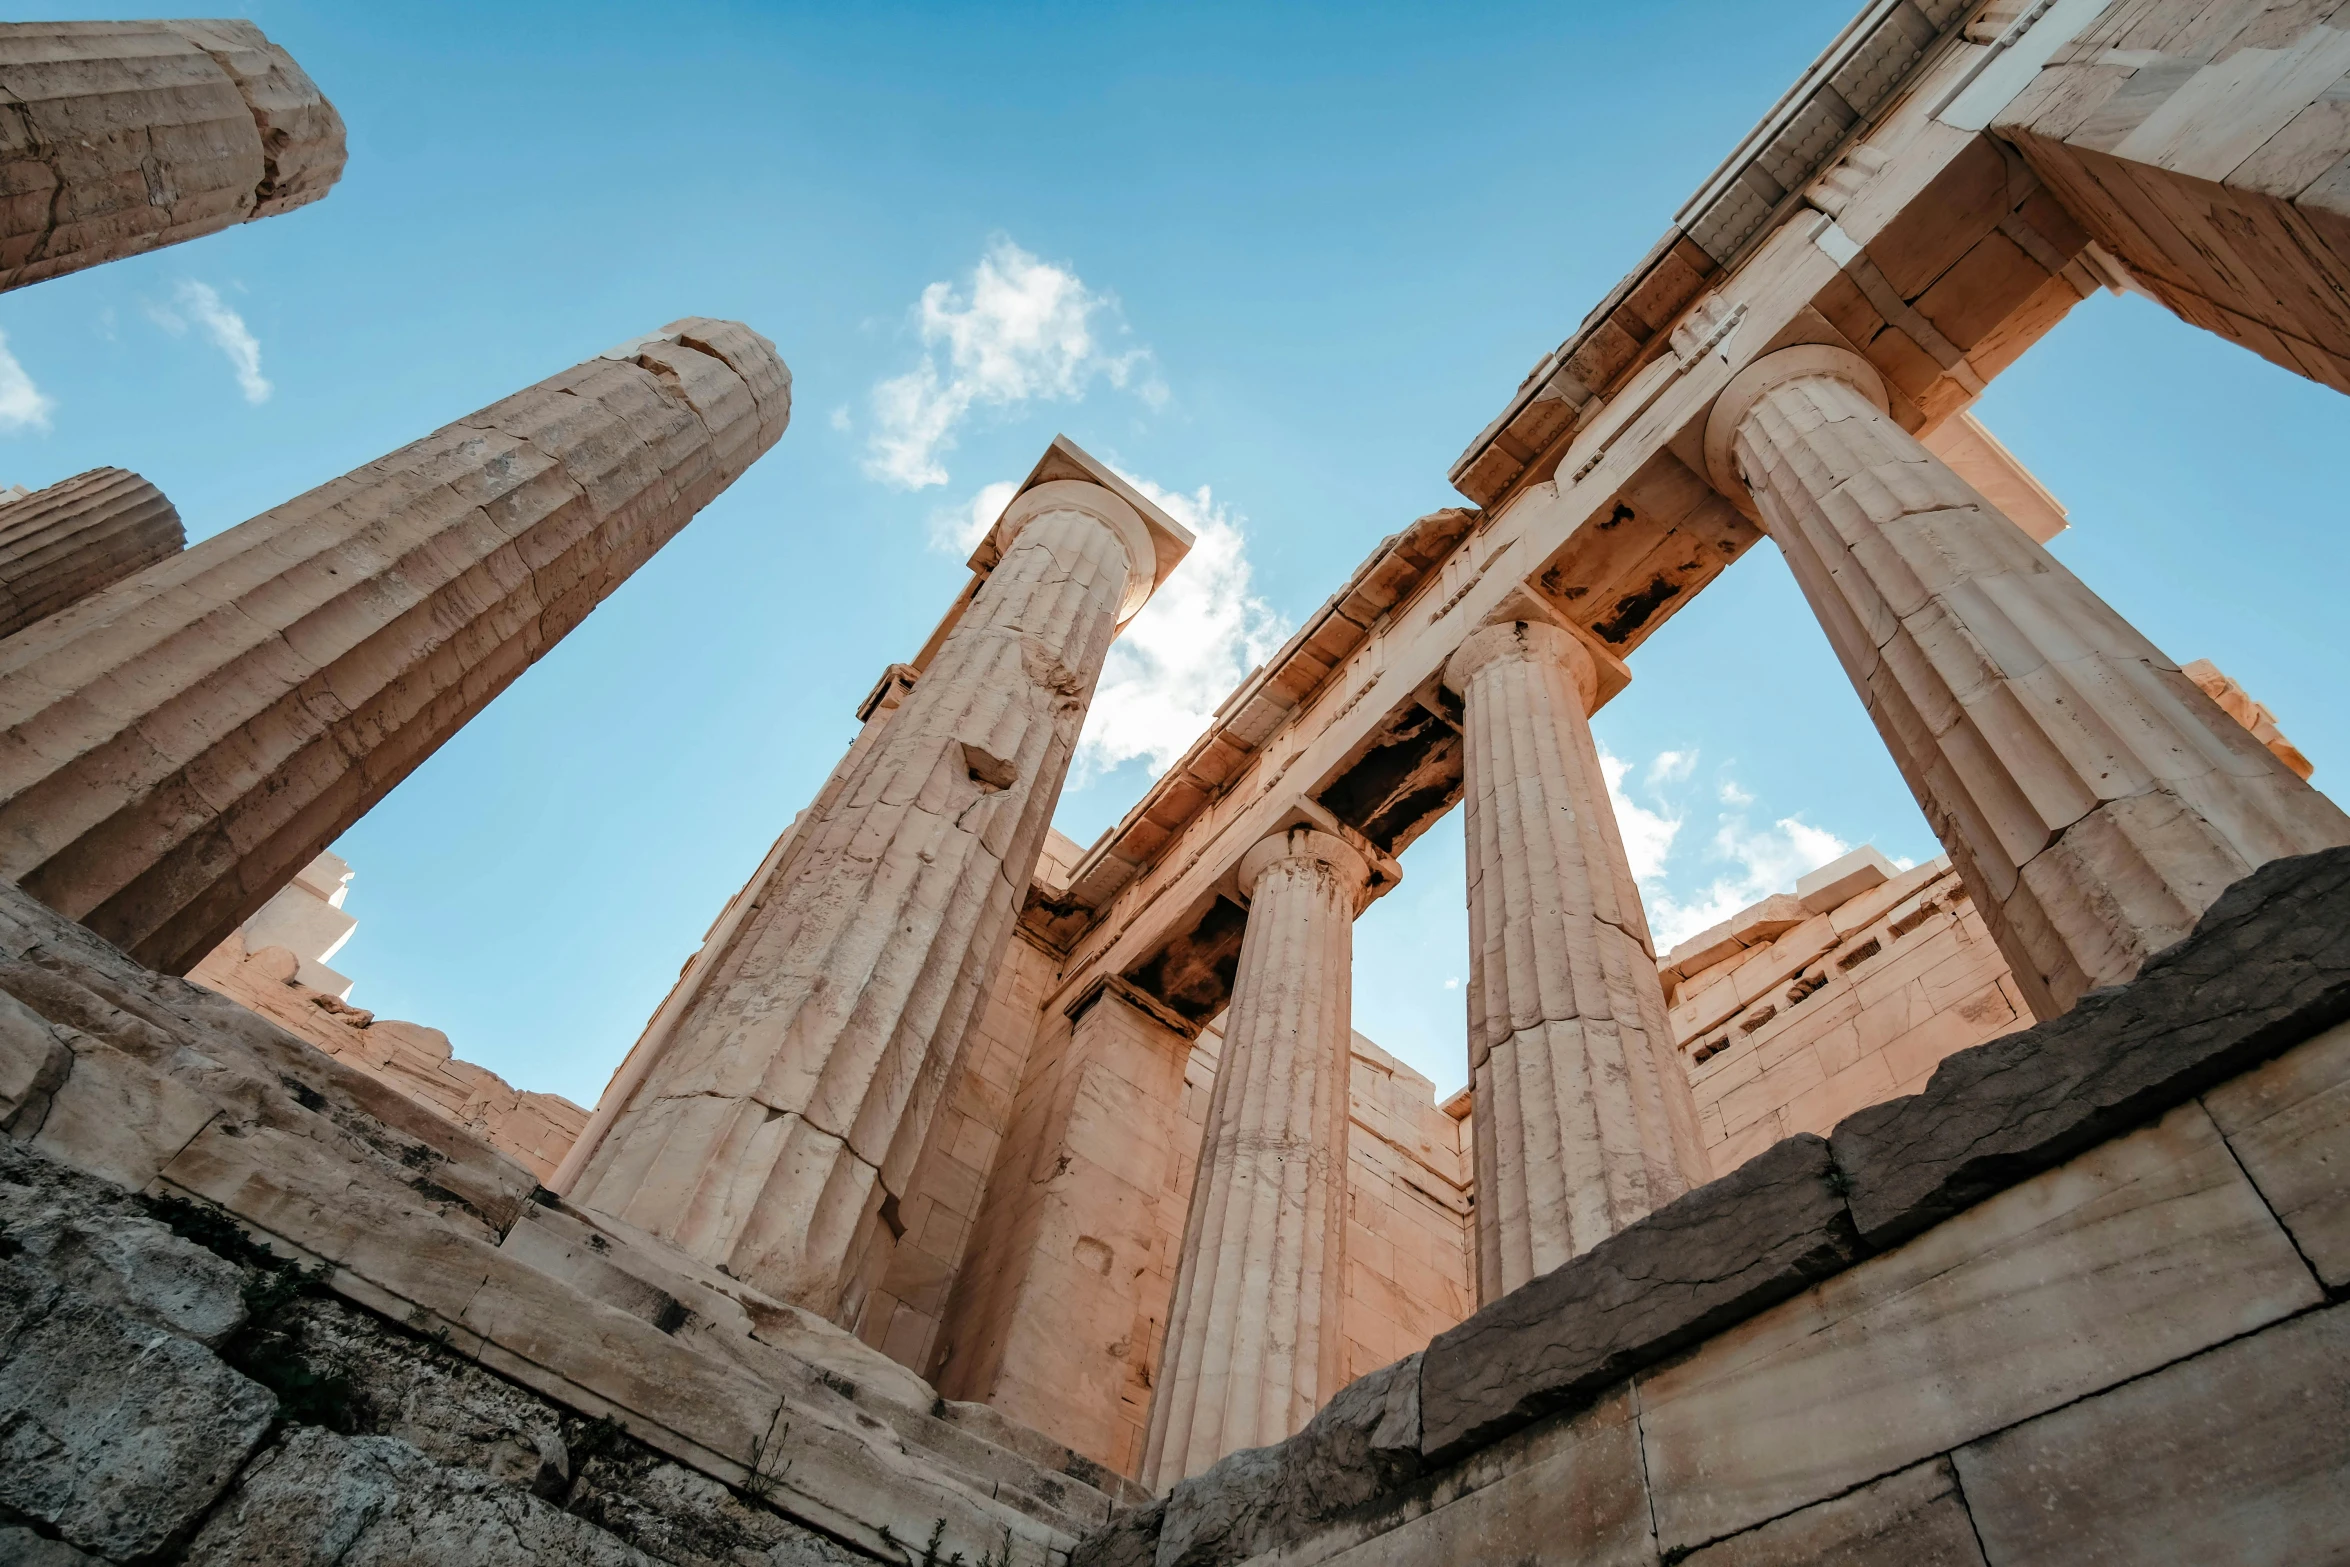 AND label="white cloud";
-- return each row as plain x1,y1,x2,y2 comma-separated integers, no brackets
1599,749,1683,883
1443,977,1461,991
0,330,53,434
829,405,852,432
150,281,270,403
932,478,1019,556
1073,472,1287,777
1599,746,1857,951
863,237,1156,490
